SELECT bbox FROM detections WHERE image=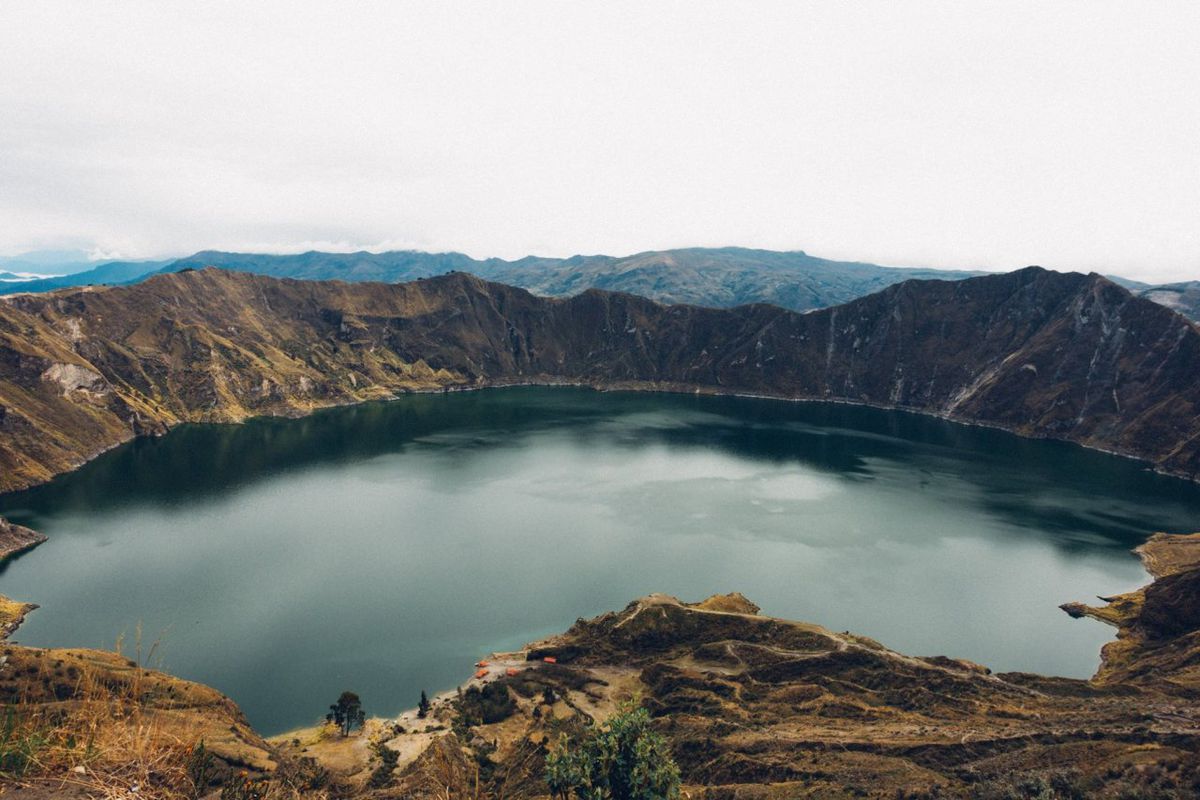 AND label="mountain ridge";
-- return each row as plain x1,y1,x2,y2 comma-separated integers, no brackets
2,265,1199,495
3,245,1195,323
161,245,986,313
